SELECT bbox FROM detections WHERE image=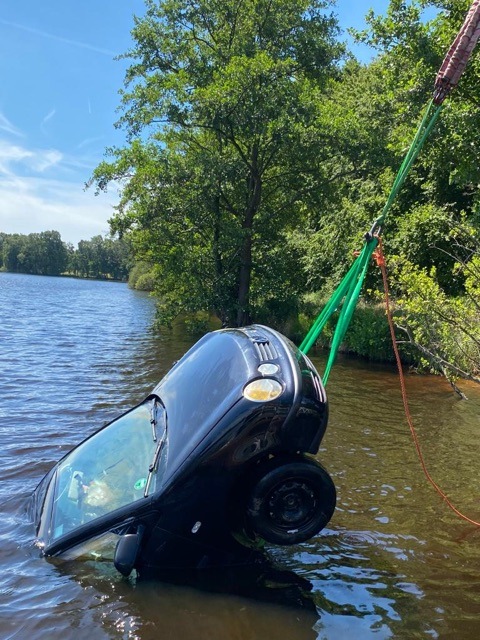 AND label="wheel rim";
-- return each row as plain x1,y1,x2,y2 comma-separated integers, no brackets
267,480,317,530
